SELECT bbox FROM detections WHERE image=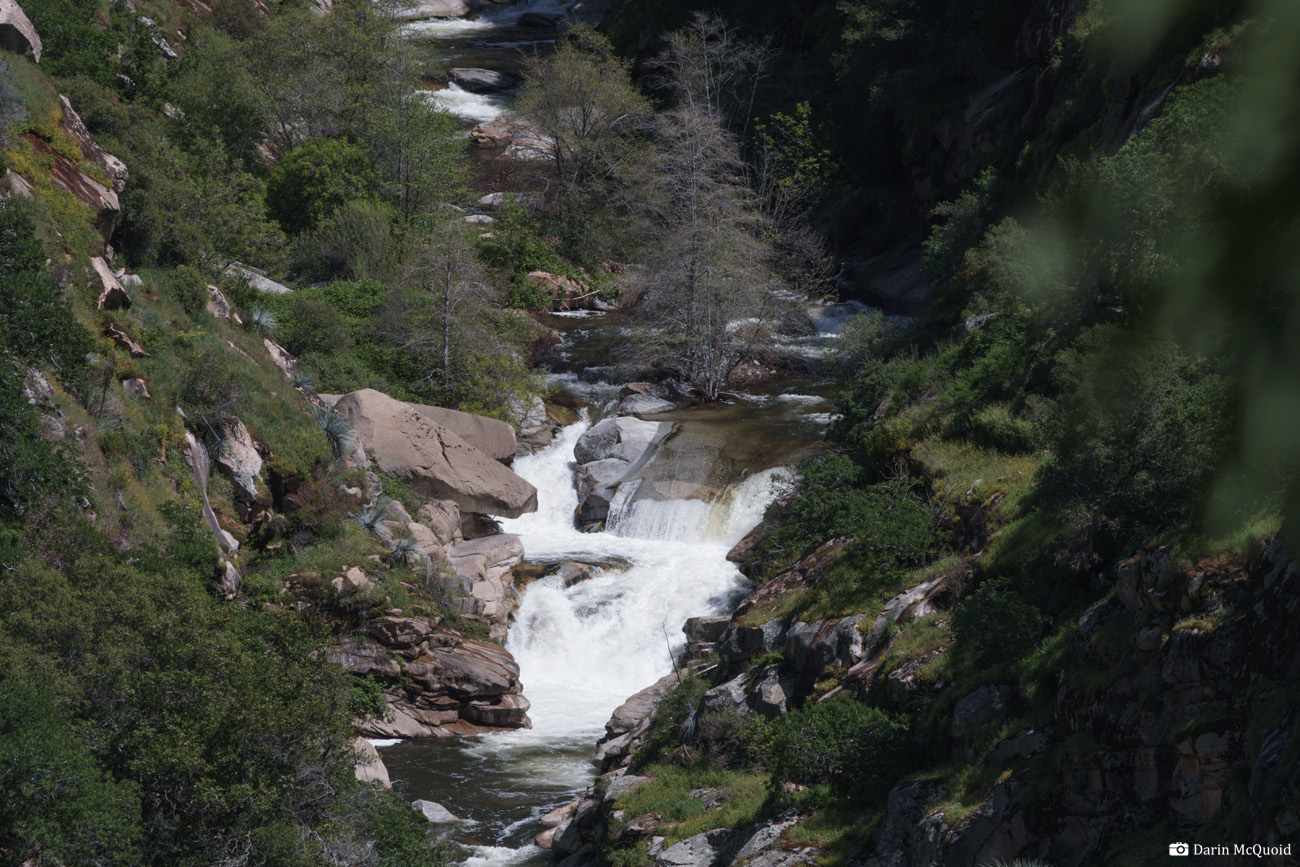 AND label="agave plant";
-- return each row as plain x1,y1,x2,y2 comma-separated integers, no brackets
311,403,356,460
249,307,277,336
